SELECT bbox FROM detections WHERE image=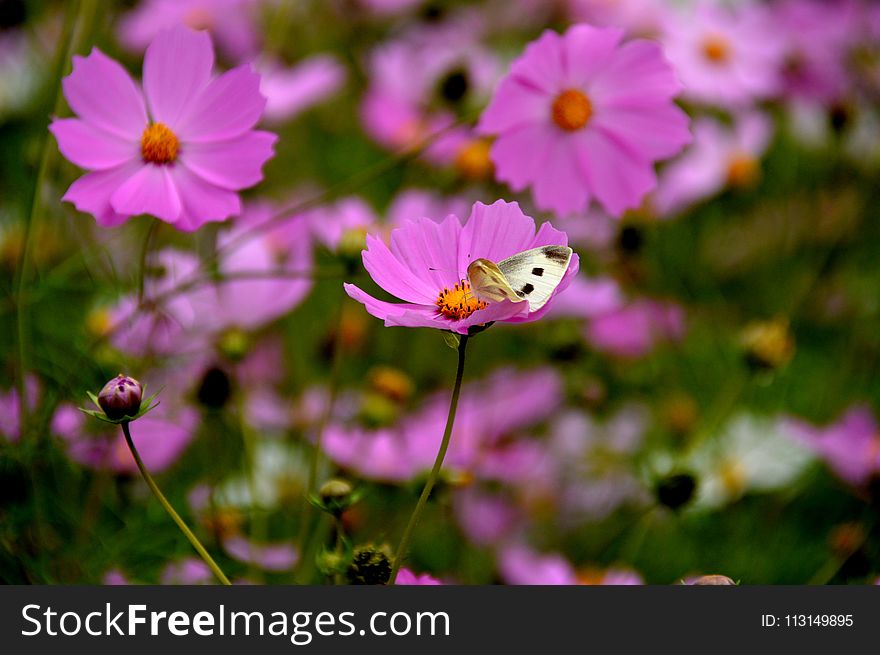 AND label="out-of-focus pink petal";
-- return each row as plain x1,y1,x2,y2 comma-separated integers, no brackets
489,123,556,190
50,118,138,170
591,40,682,106
578,128,655,216
361,234,439,304
110,164,182,222
176,65,266,142
531,136,591,215
62,49,147,139
595,103,691,160
508,30,565,94
180,130,277,190
477,77,548,134
62,161,142,226
561,24,624,87
143,26,213,128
